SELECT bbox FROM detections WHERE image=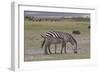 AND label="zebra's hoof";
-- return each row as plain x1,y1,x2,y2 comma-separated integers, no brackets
74,51,77,54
